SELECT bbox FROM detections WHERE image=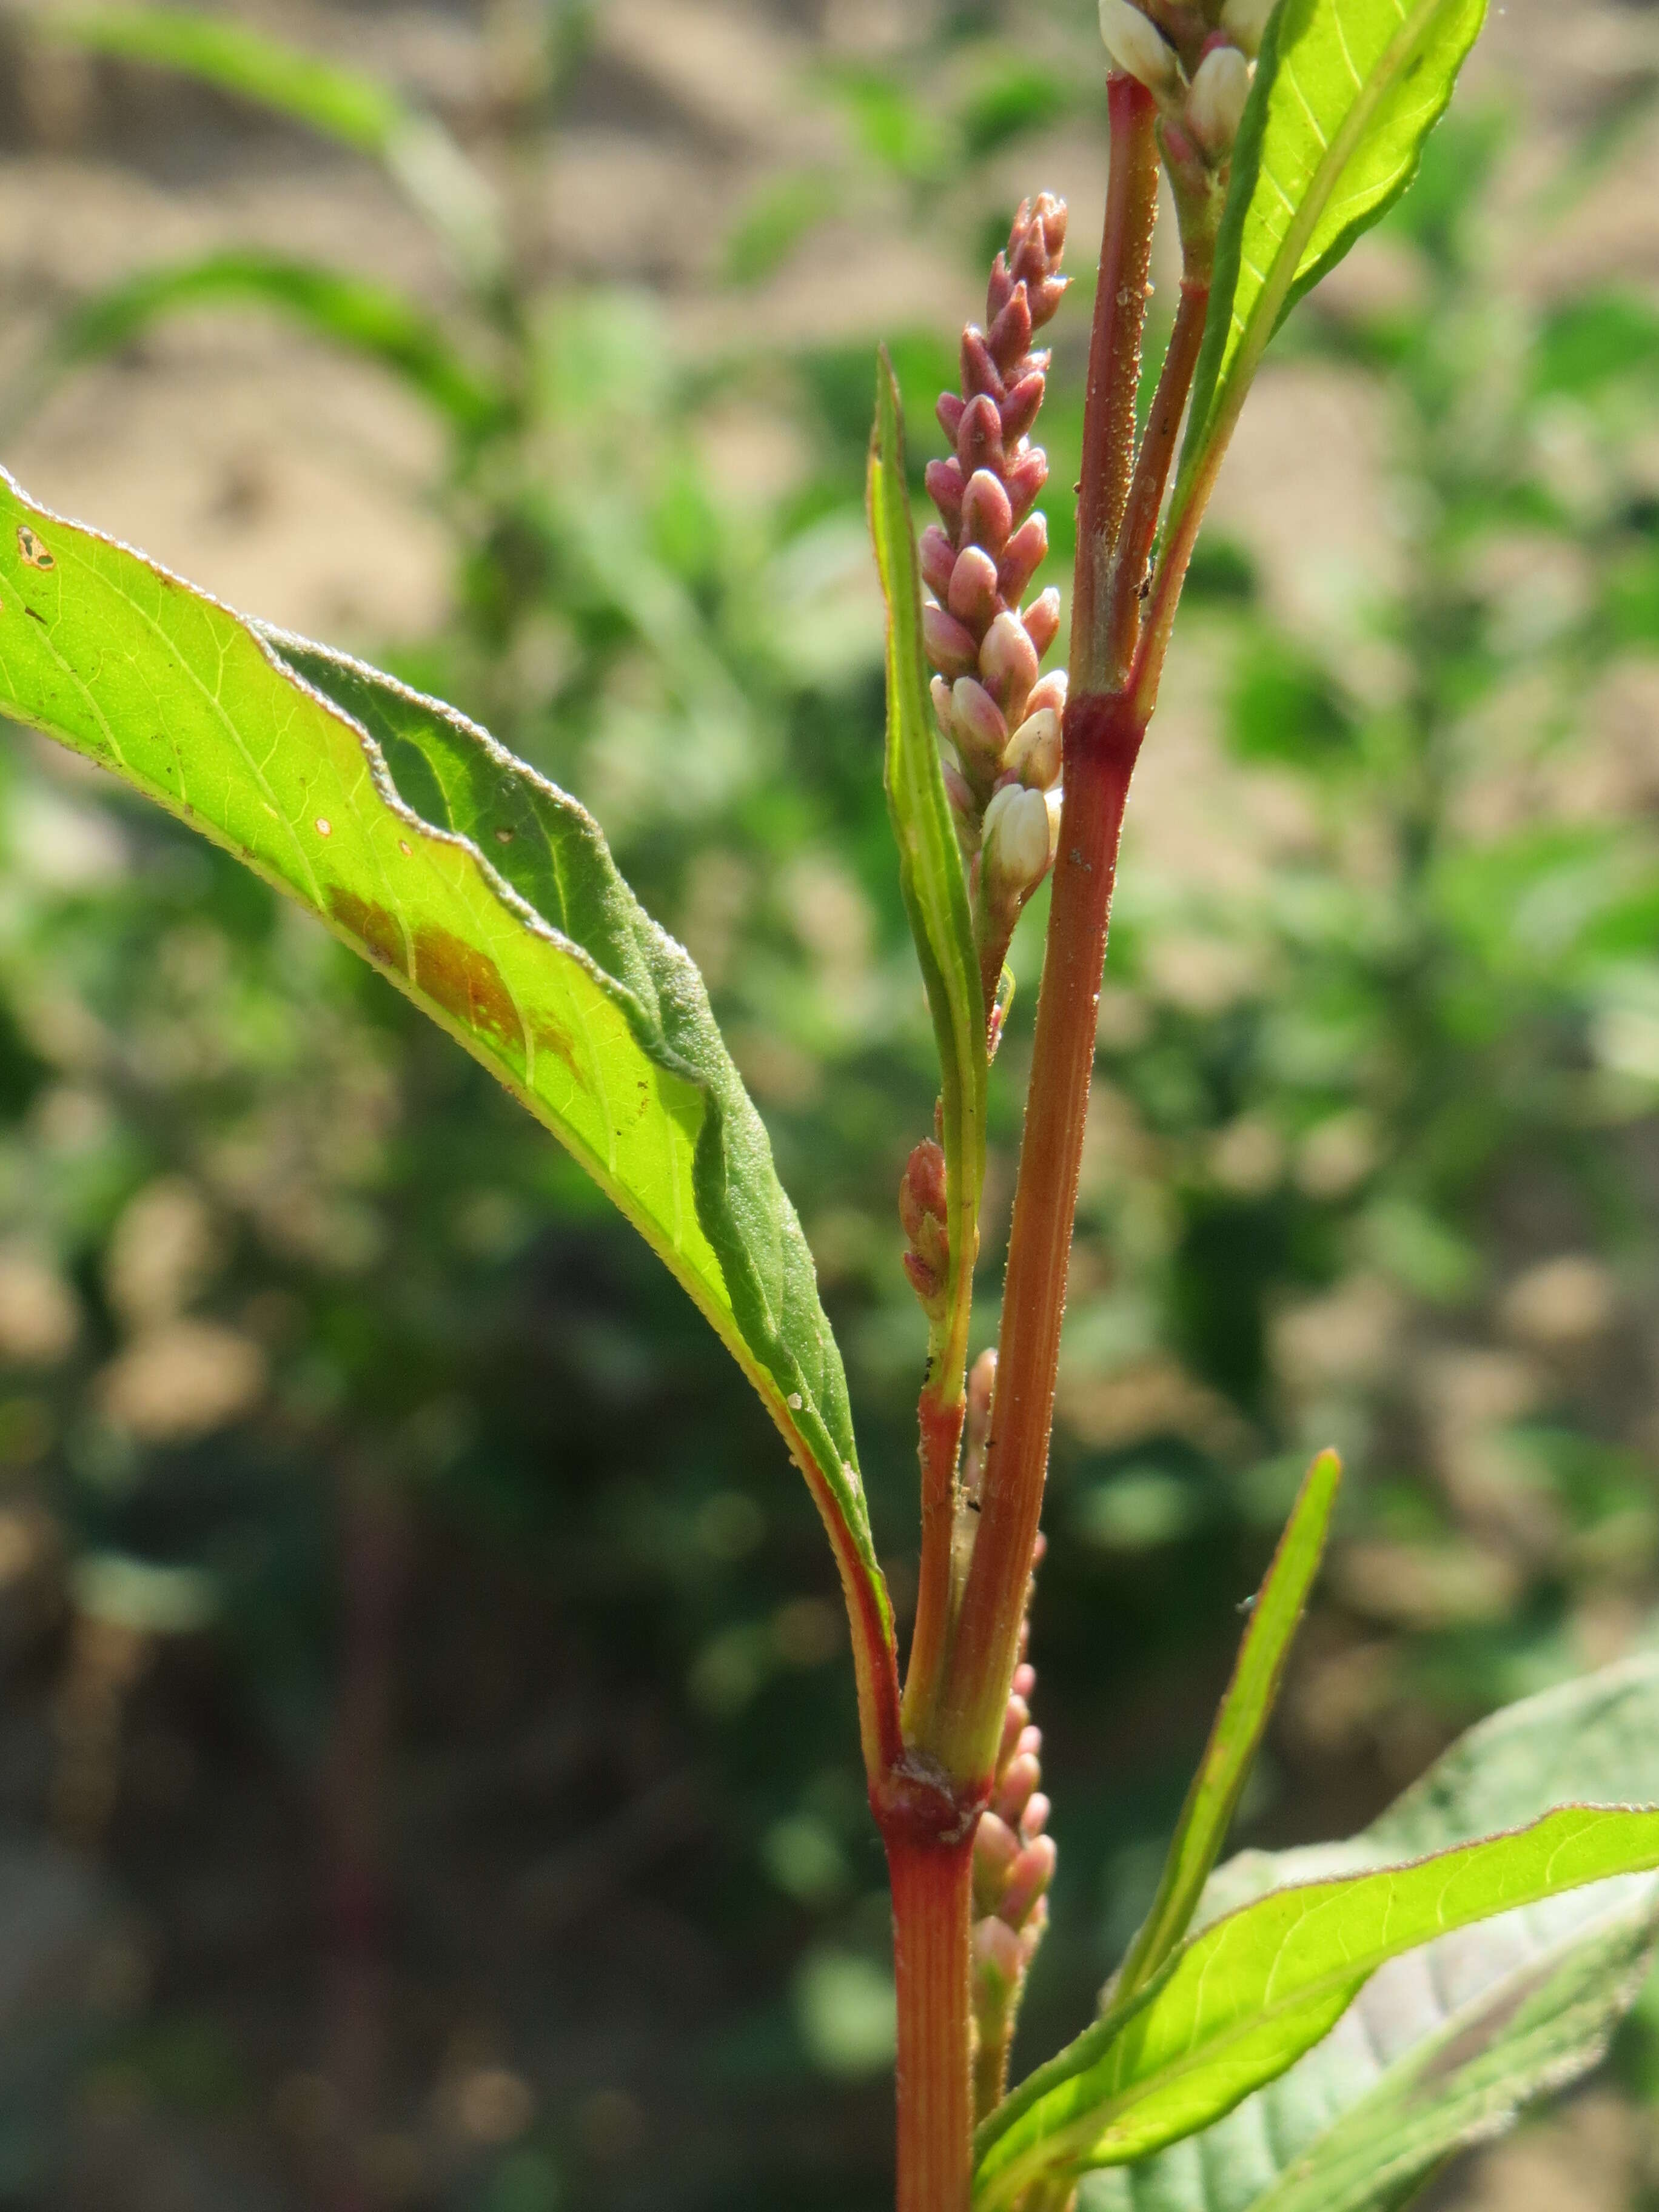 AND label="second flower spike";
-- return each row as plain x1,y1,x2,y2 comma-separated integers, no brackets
921,195,1072,1033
